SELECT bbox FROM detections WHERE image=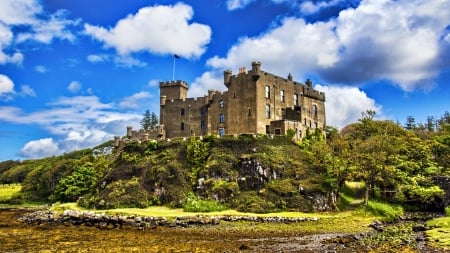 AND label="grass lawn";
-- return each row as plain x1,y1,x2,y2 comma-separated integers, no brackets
0,184,21,201
426,216,450,250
